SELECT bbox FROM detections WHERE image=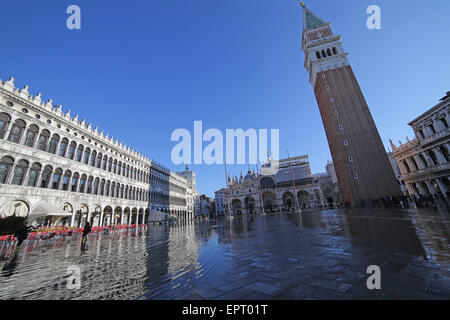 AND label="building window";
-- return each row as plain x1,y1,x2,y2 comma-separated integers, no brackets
344,140,348,146
332,47,337,55
7,119,26,143
27,163,41,187
0,113,11,139
11,160,29,185
0,156,14,184
6,101,13,107
354,173,358,180
48,134,60,154
316,51,321,59
326,85,330,90
330,97,334,103
338,125,343,131
348,156,353,162
334,110,339,116
322,73,326,78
